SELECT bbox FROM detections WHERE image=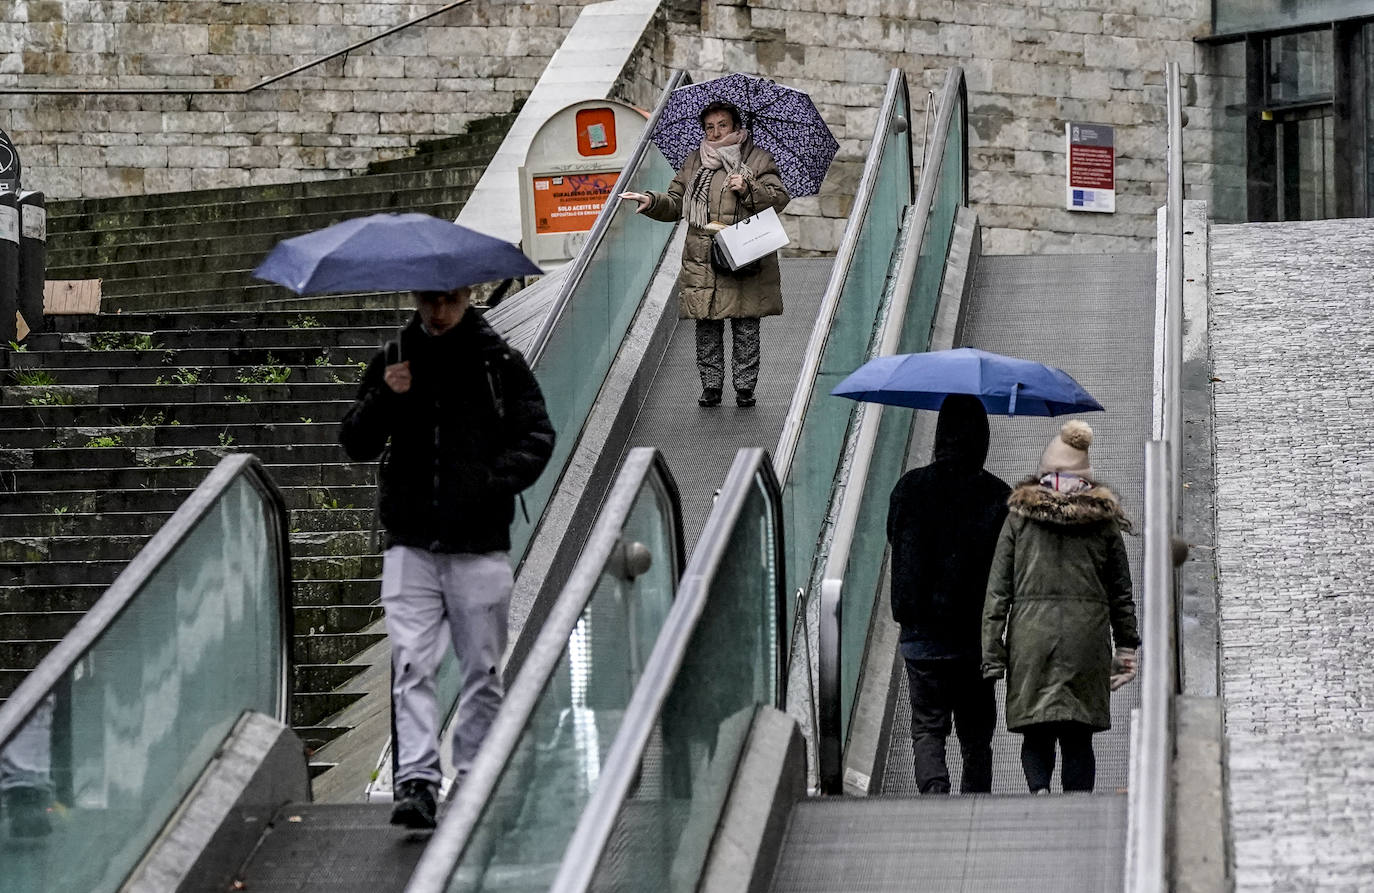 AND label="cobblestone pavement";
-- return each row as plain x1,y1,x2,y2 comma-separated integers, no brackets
1210,219,1374,891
